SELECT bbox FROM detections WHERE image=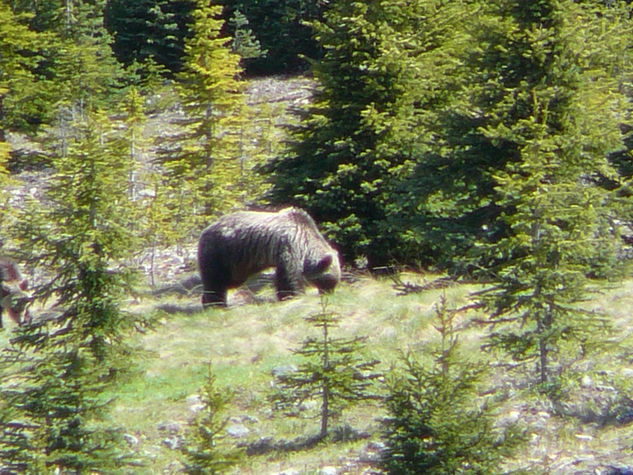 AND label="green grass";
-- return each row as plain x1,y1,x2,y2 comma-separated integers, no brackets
3,272,633,473
108,275,457,473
